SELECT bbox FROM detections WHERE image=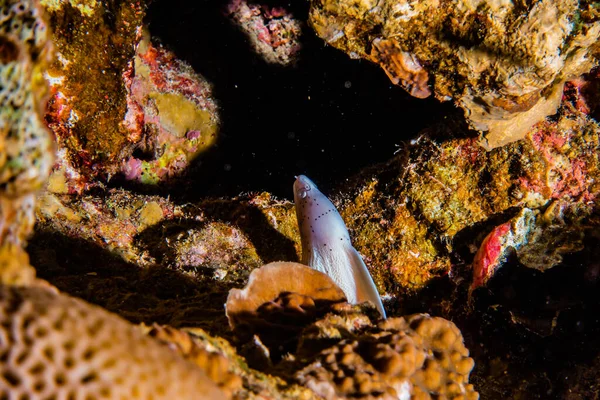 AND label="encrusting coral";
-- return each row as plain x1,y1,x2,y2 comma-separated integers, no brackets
309,0,600,148
43,0,146,185
0,283,228,399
